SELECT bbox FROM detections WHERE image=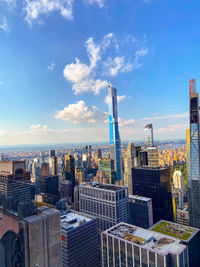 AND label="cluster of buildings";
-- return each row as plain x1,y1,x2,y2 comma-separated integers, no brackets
158,146,186,167
0,81,199,266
